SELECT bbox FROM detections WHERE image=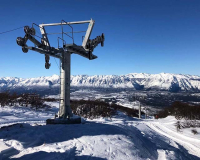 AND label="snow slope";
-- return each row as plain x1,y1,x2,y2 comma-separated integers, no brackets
1,73,200,92
0,105,200,160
